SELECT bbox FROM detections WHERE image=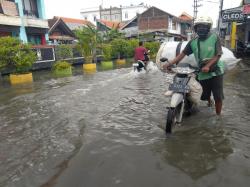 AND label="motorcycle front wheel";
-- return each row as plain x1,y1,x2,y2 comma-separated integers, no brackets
166,108,177,133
